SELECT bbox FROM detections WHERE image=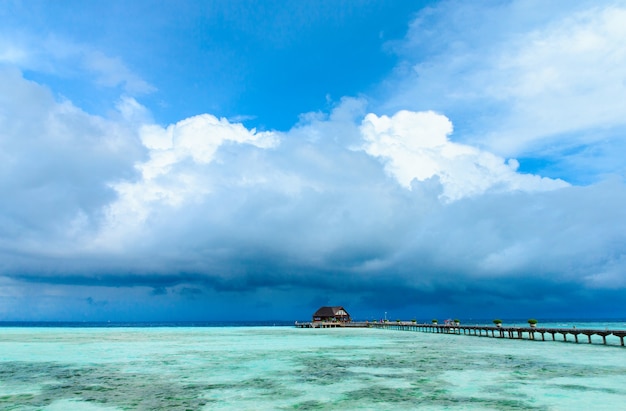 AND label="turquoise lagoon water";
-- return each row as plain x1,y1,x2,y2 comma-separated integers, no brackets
1,323,626,410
